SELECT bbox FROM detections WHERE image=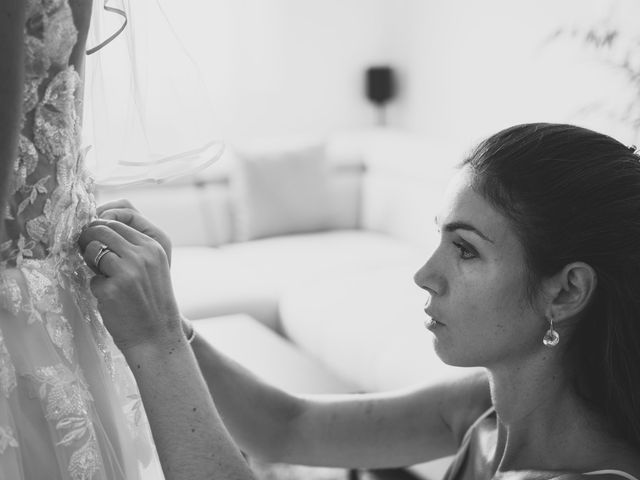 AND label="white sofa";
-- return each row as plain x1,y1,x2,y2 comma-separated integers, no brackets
97,128,470,392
